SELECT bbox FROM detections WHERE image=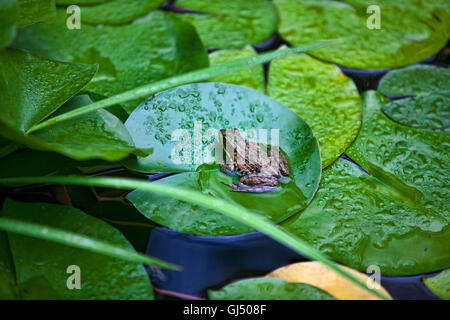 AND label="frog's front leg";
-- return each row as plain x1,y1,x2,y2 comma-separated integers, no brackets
222,174,278,193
